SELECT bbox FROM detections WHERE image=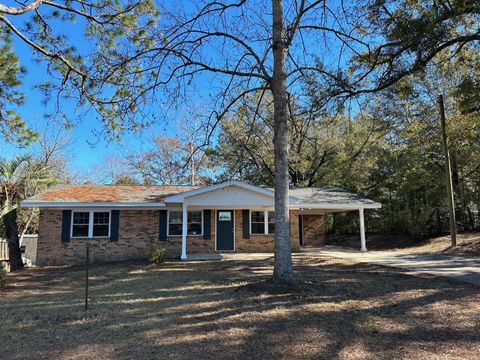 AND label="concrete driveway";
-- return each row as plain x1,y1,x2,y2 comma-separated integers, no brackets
303,246,480,286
